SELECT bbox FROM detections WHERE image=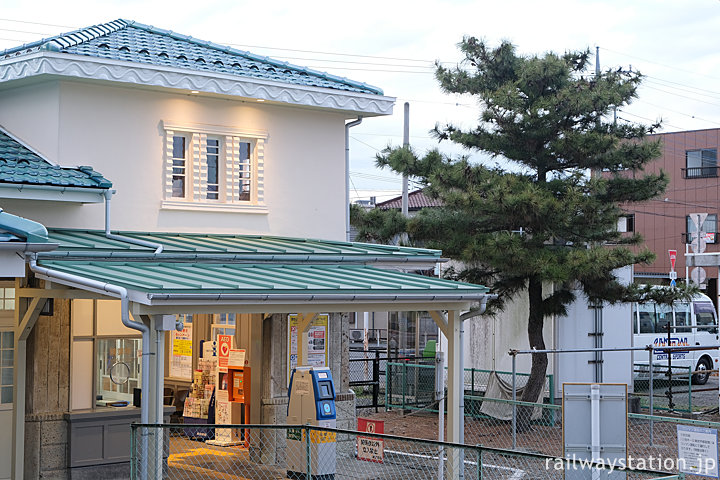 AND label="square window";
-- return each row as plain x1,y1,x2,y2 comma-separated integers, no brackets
685,149,717,178
687,214,717,244
0,386,11,404
1,332,12,349
1,350,12,368
164,127,263,208
1,367,12,386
